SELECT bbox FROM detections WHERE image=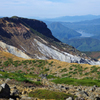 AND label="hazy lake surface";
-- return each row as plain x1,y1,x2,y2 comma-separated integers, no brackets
77,31,94,37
